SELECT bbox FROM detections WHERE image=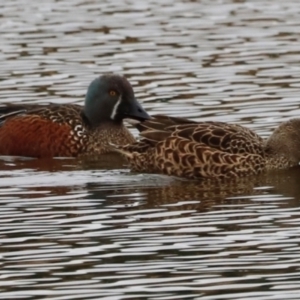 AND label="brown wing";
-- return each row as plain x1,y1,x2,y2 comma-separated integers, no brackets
0,104,83,125
137,115,264,156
